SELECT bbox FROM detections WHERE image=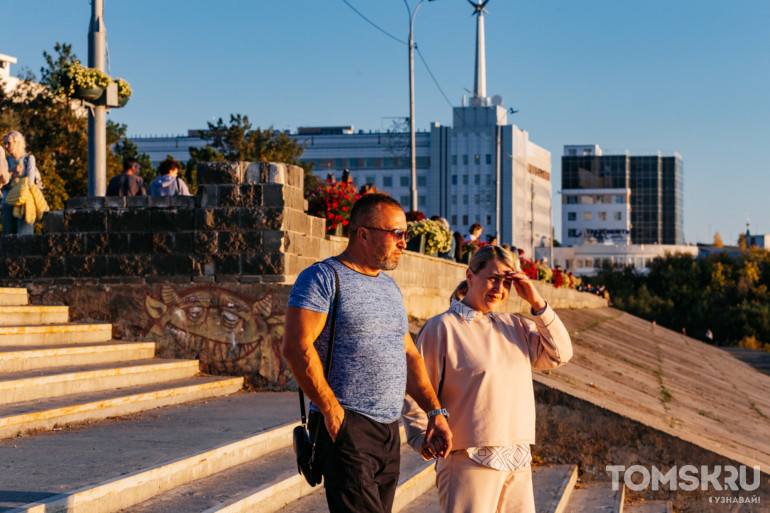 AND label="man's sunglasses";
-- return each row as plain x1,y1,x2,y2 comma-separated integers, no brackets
362,226,414,242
